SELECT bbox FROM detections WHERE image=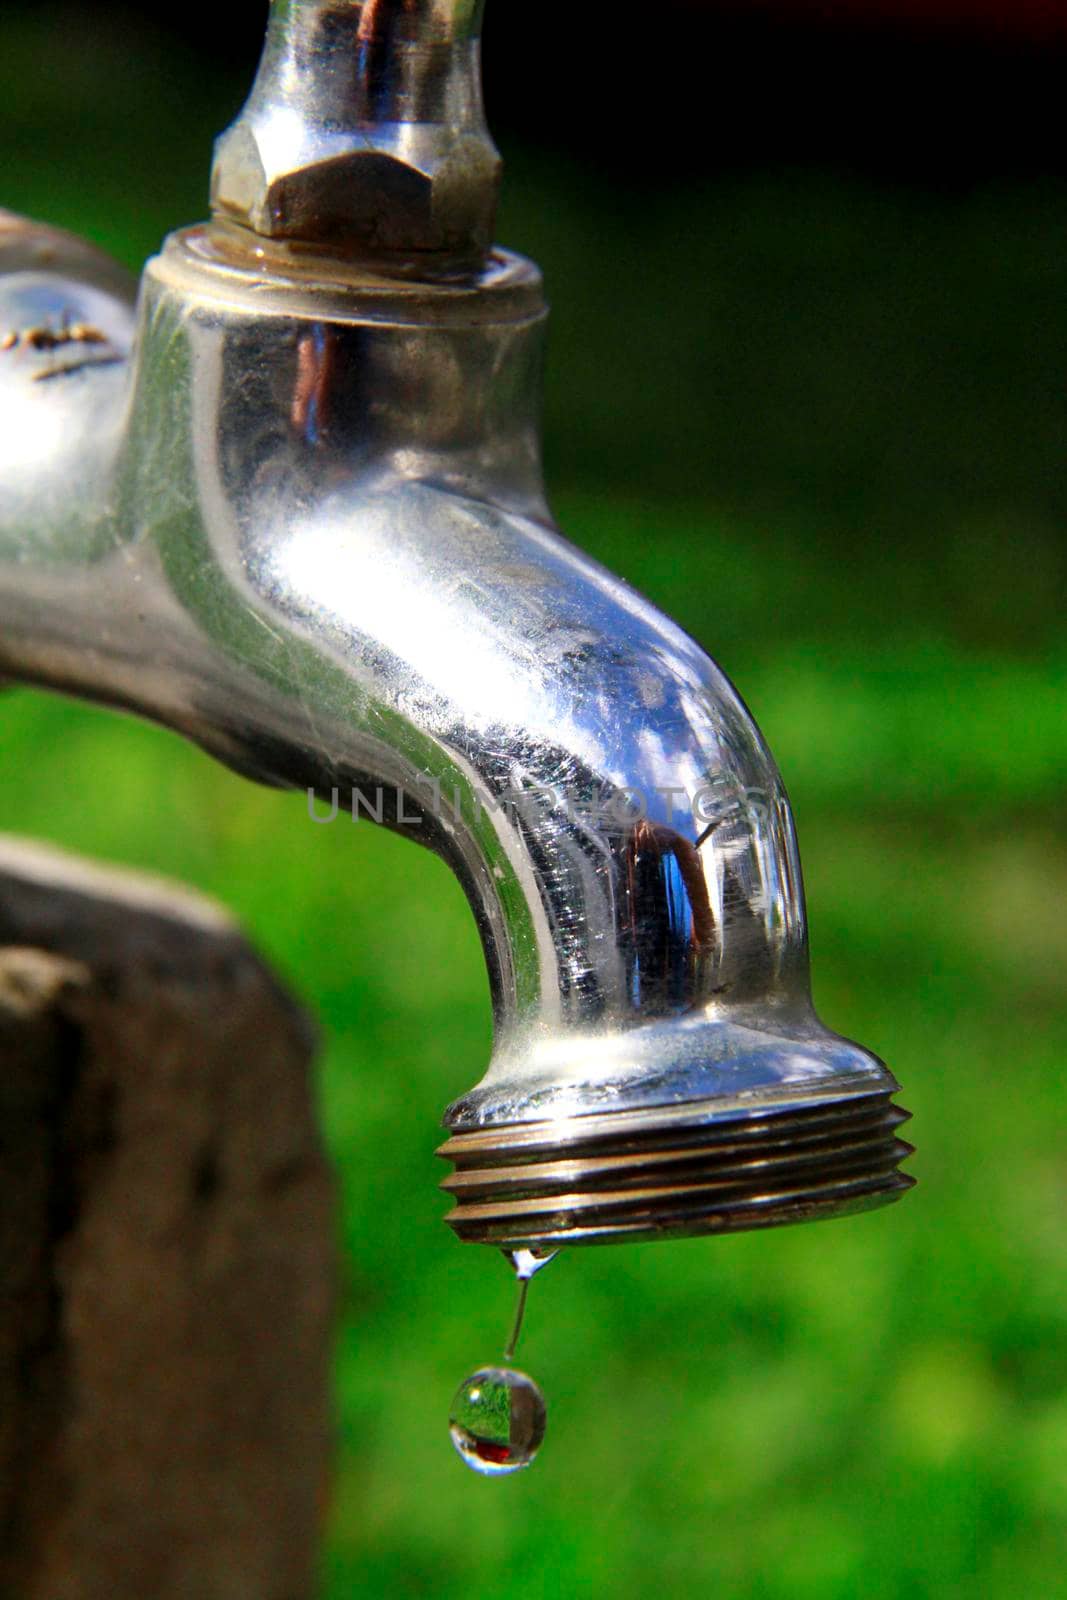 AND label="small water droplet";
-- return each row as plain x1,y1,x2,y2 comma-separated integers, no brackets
449,1366,546,1477
508,1247,559,1282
